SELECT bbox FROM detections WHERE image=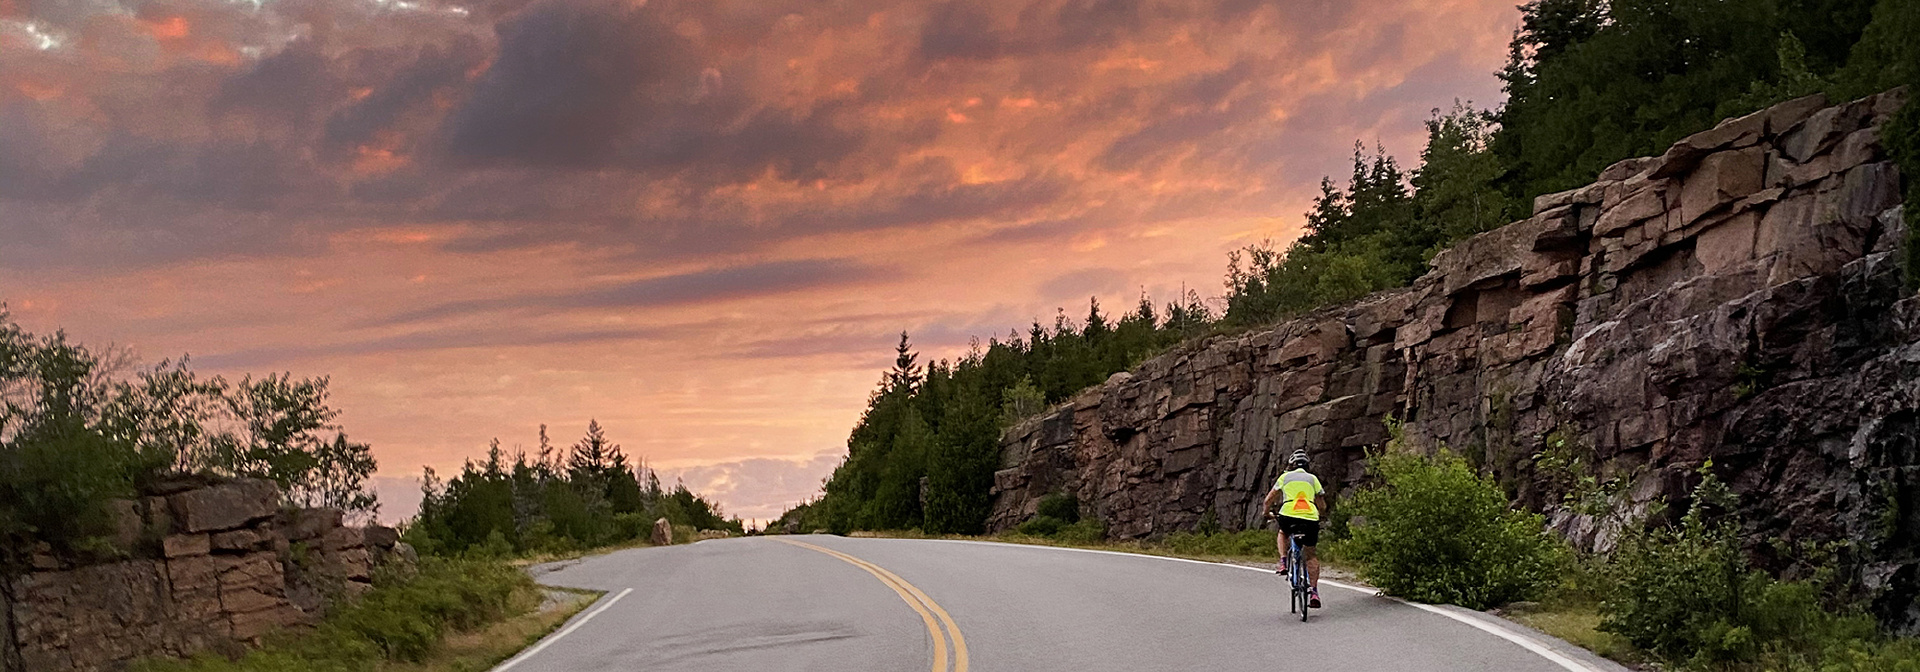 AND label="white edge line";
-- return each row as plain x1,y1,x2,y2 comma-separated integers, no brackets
492,587,634,672
921,539,1609,672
